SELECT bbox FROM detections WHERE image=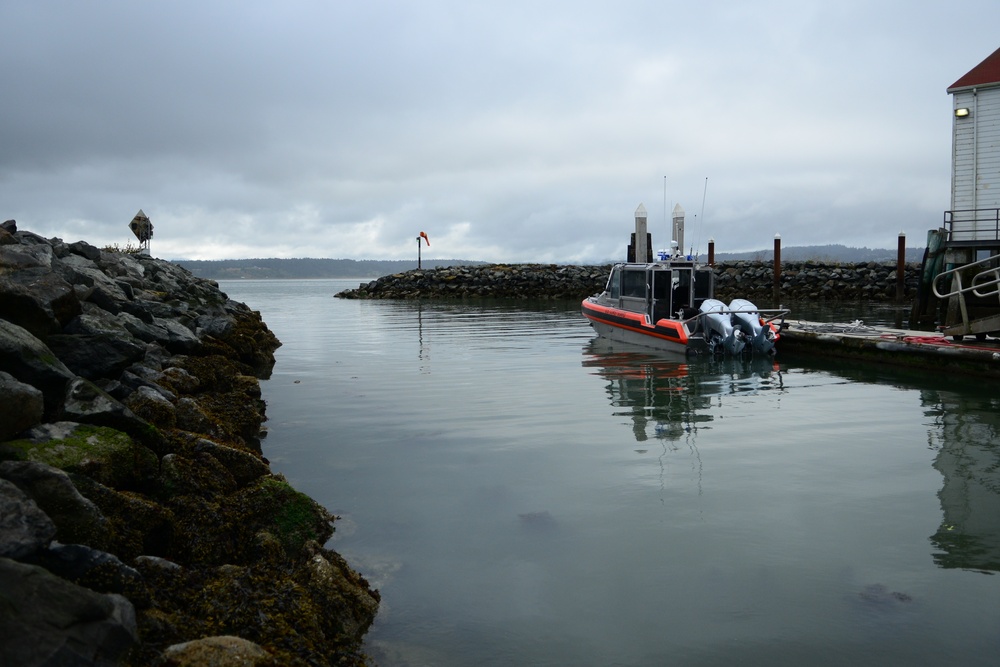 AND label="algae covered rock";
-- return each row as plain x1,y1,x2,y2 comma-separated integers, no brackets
125,385,178,430
160,635,278,667
228,475,337,558
133,540,379,666
0,227,377,666
302,541,382,639
68,475,176,562
189,436,270,488
60,378,166,452
0,422,159,491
